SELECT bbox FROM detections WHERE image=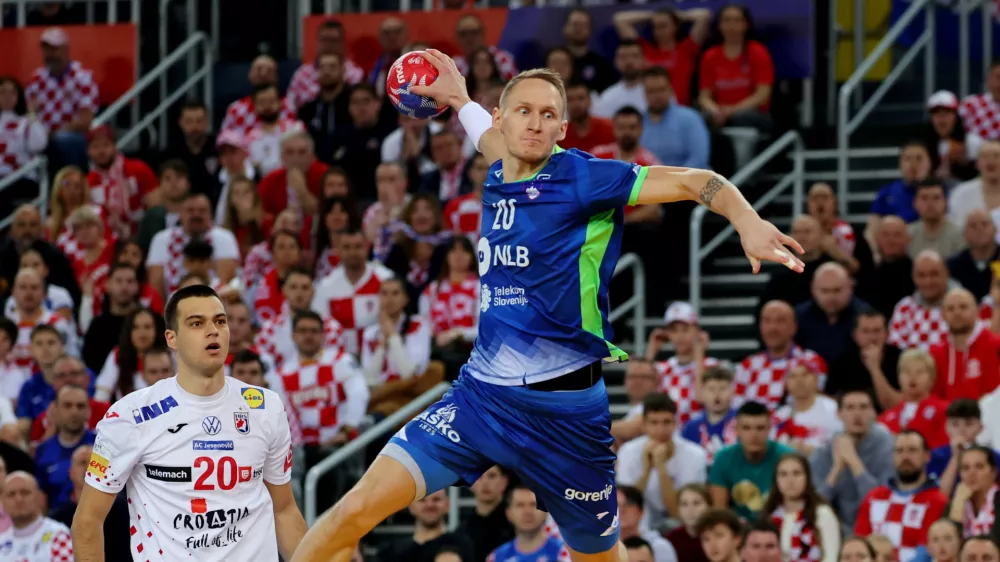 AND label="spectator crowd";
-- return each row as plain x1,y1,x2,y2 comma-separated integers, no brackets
5,3,1000,562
